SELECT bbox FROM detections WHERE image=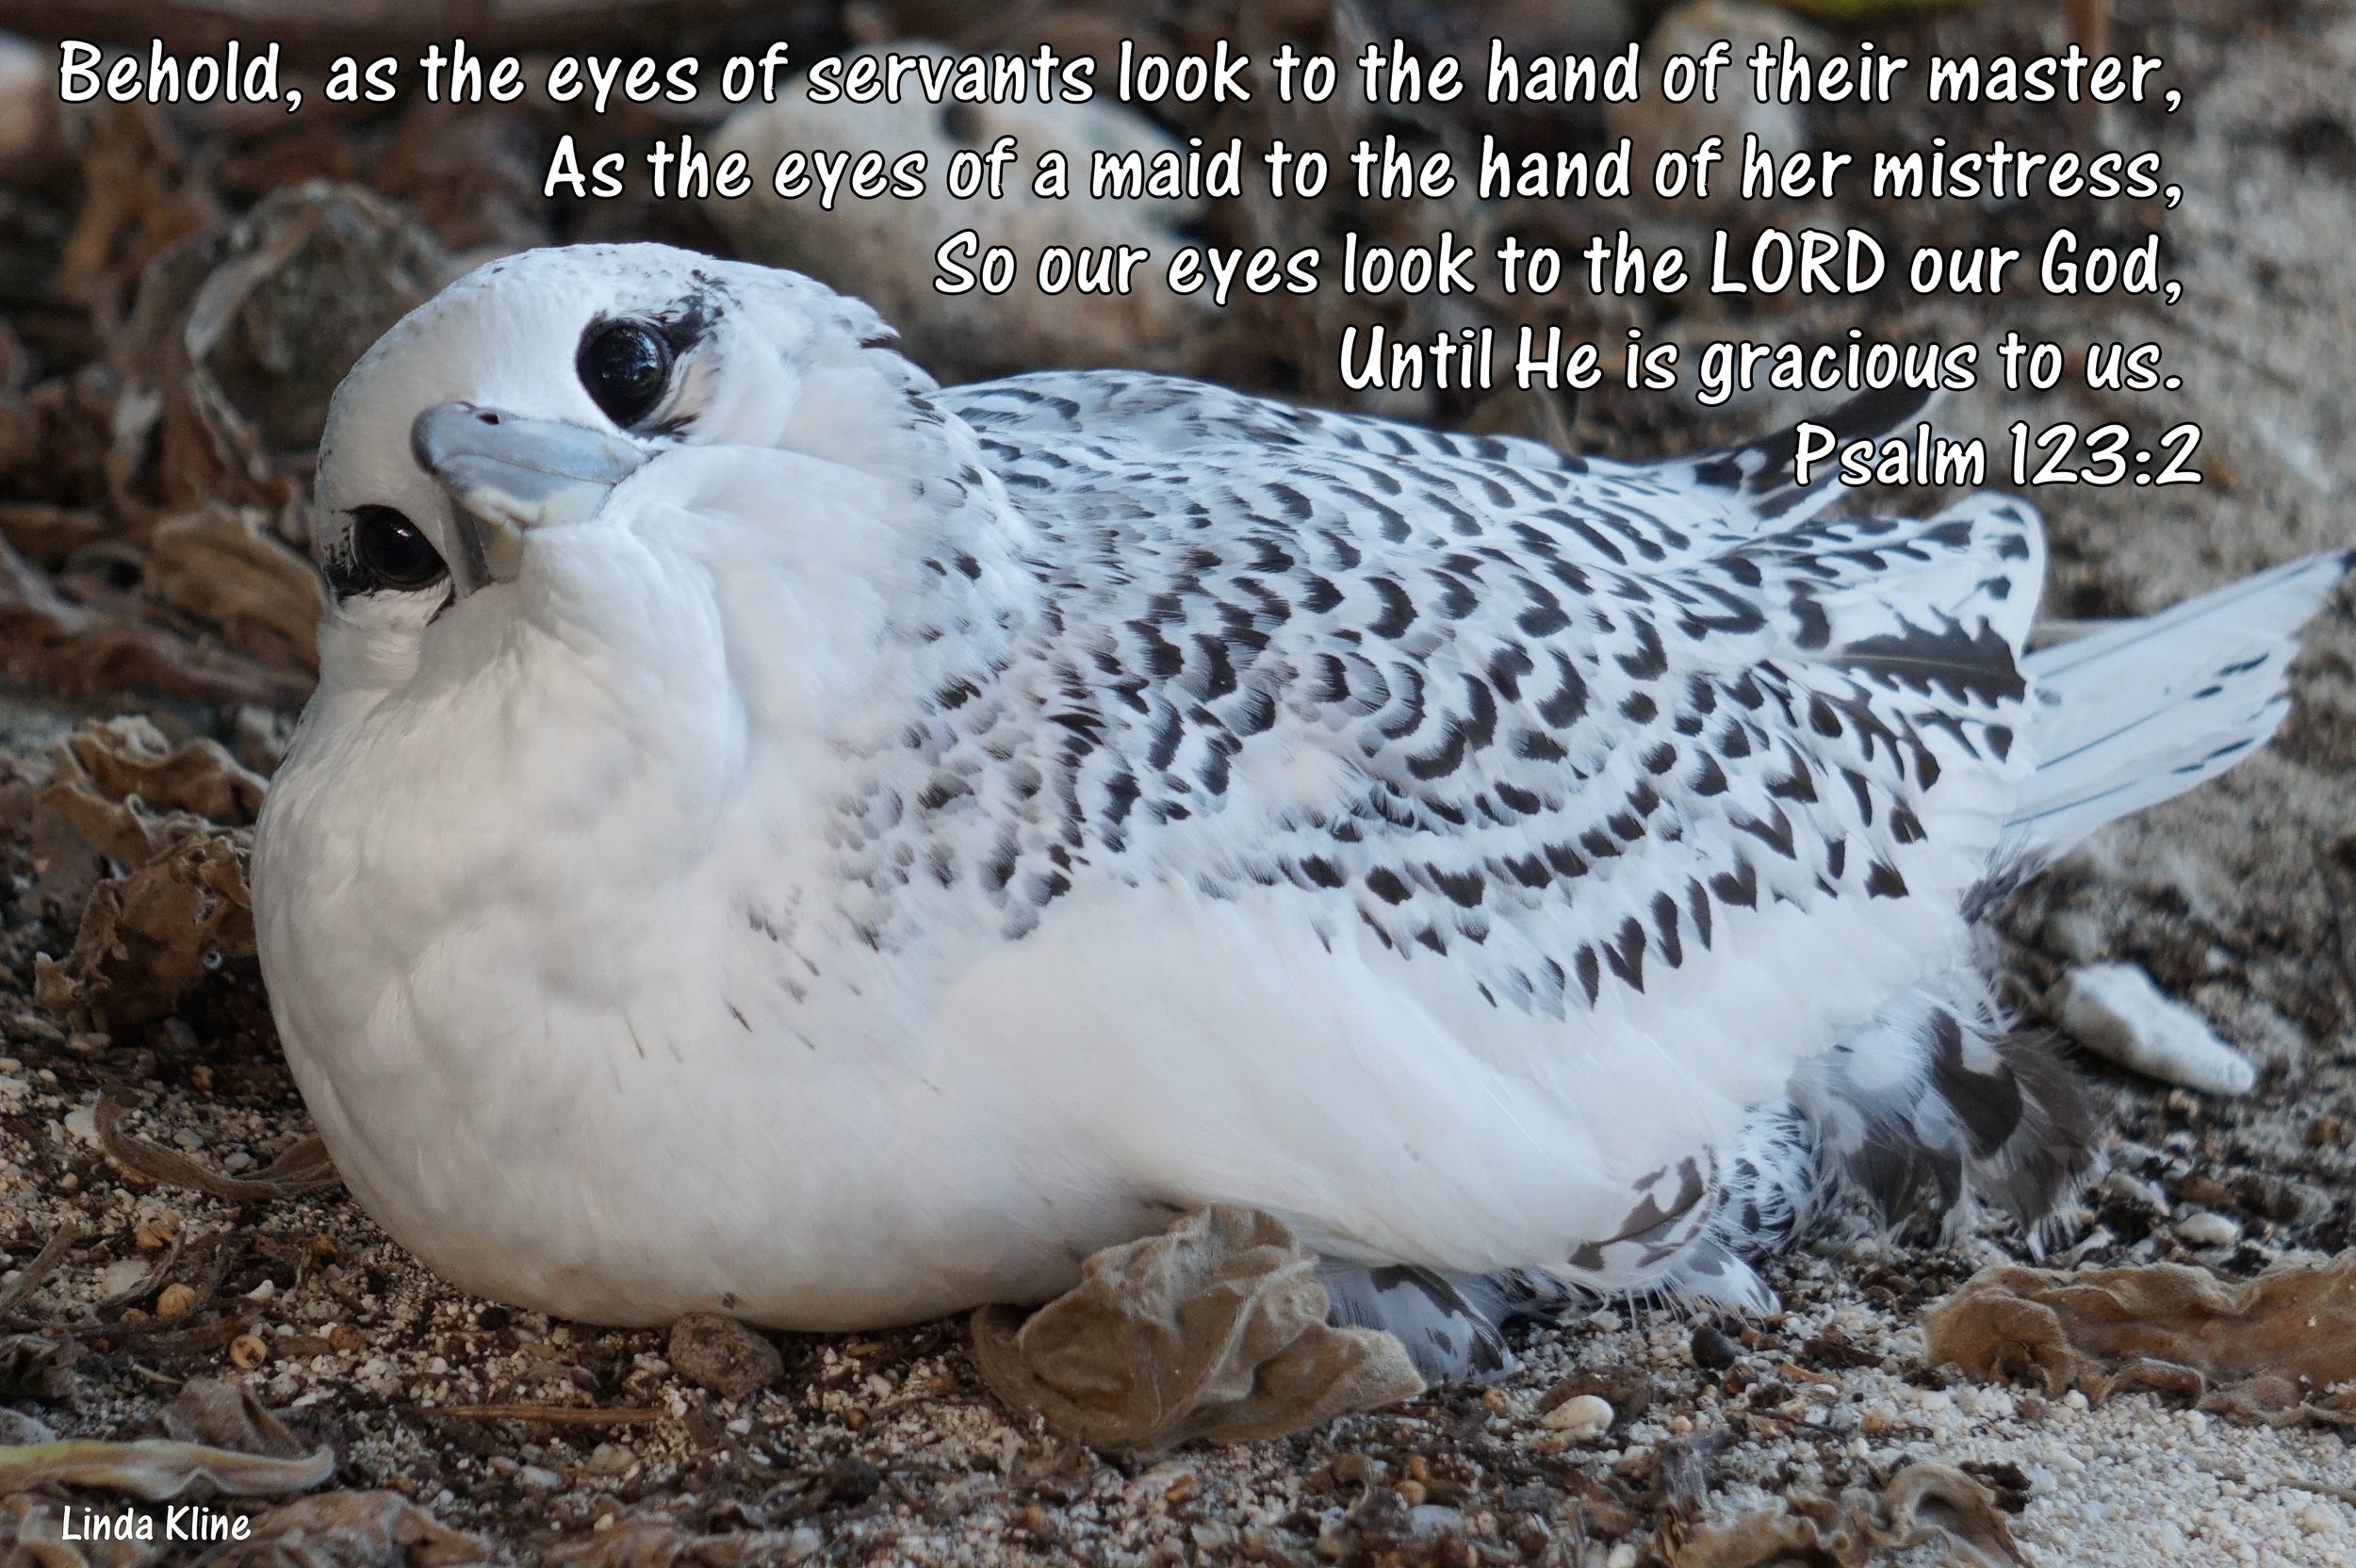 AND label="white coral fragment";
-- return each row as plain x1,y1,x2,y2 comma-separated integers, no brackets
2049,963,2256,1096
